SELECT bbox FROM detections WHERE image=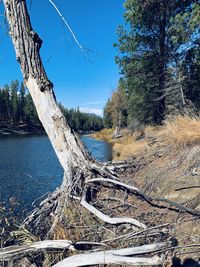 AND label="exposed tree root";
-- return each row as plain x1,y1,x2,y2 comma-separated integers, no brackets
80,188,146,229
21,169,199,243
21,189,62,238
15,168,199,266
